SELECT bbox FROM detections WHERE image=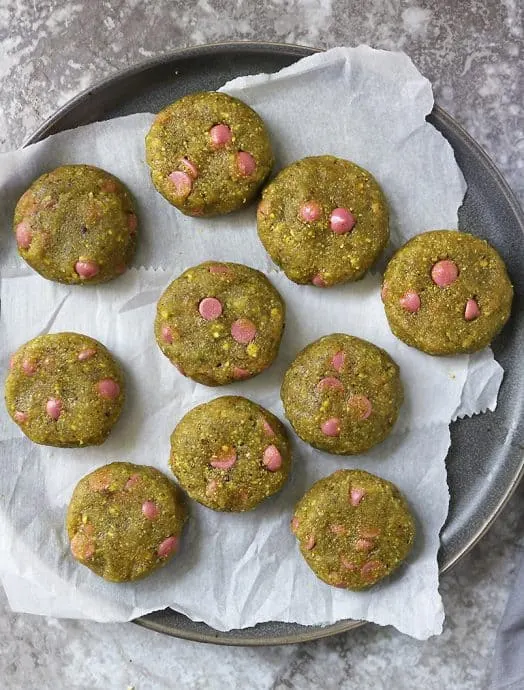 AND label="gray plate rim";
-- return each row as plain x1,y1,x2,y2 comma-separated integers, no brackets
23,40,524,646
